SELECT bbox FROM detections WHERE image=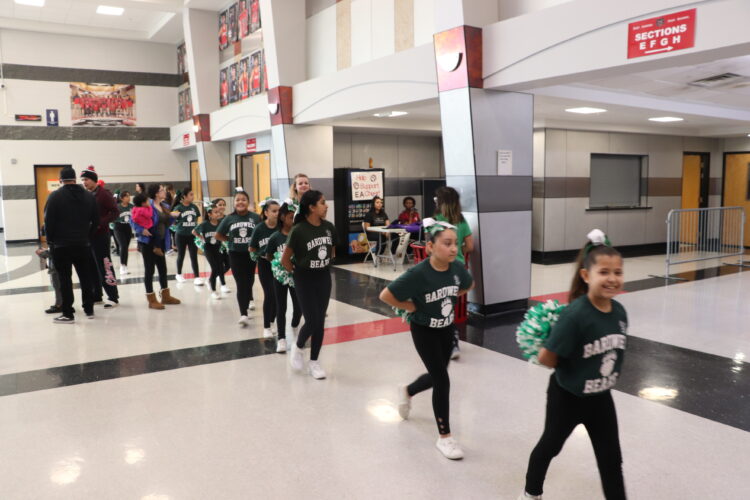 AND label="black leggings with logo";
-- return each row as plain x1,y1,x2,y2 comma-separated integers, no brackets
407,322,454,435
176,232,199,276
293,267,331,361
524,374,626,499
257,258,277,328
